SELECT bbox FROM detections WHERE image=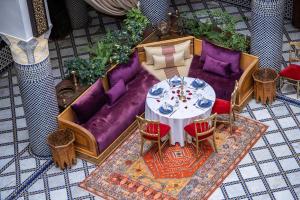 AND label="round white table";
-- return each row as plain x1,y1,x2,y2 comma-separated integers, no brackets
145,77,216,147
